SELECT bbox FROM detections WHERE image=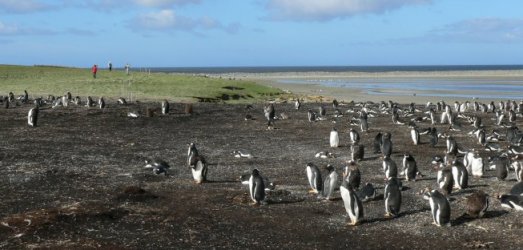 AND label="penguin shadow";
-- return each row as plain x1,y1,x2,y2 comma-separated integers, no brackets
205,179,238,184
468,184,489,188
364,156,381,161
452,210,509,226
451,188,477,196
